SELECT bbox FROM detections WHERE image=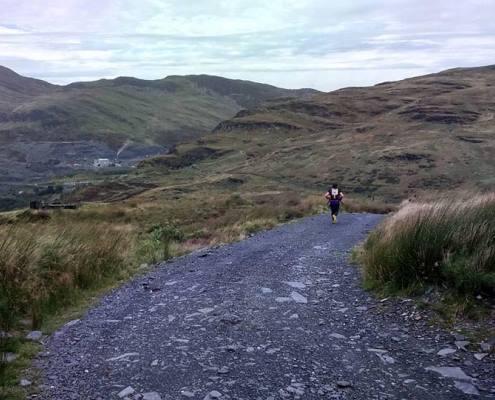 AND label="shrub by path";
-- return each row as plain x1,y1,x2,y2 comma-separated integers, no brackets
39,214,494,399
